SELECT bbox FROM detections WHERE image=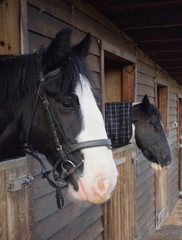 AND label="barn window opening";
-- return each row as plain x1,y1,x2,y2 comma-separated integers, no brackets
102,51,135,148
156,84,168,134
